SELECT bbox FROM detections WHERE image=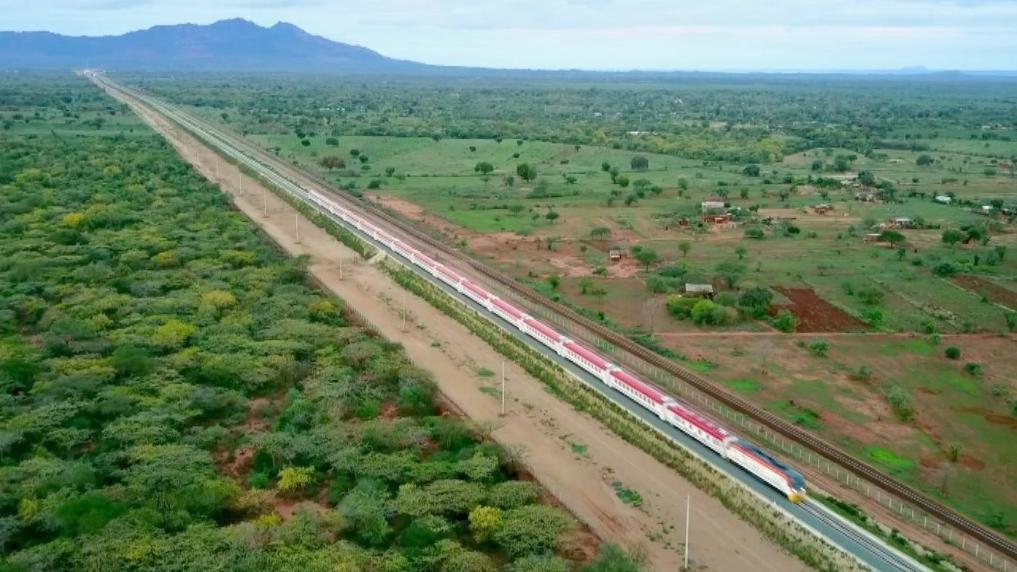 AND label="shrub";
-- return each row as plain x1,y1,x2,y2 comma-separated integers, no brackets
773,309,797,332
964,362,983,377
932,262,959,276
886,385,914,421
808,340,830,357
945,346,961,360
